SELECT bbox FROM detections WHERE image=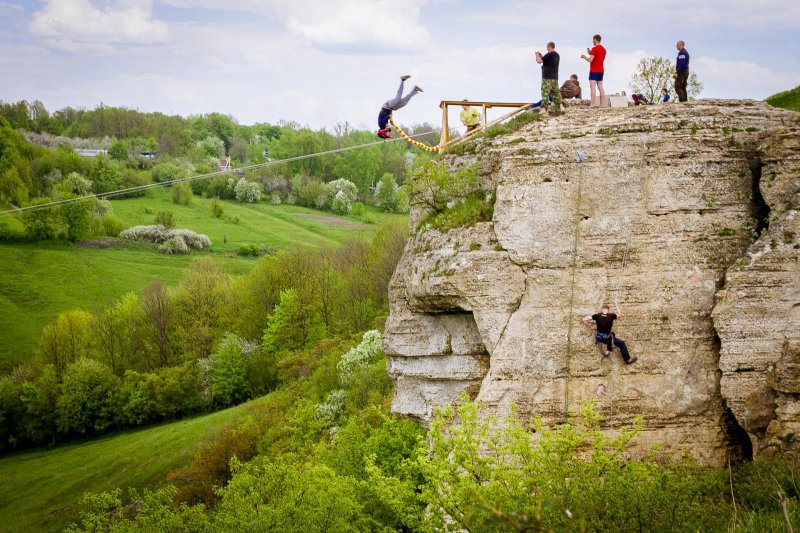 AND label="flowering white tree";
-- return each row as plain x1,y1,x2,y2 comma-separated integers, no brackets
234,178,261,203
